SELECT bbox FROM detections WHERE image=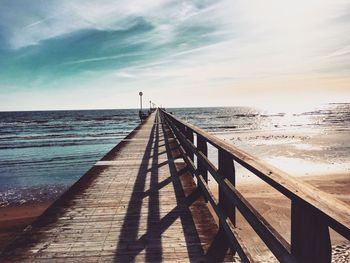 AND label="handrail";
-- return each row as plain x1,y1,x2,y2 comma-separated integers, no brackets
160,108,350,263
